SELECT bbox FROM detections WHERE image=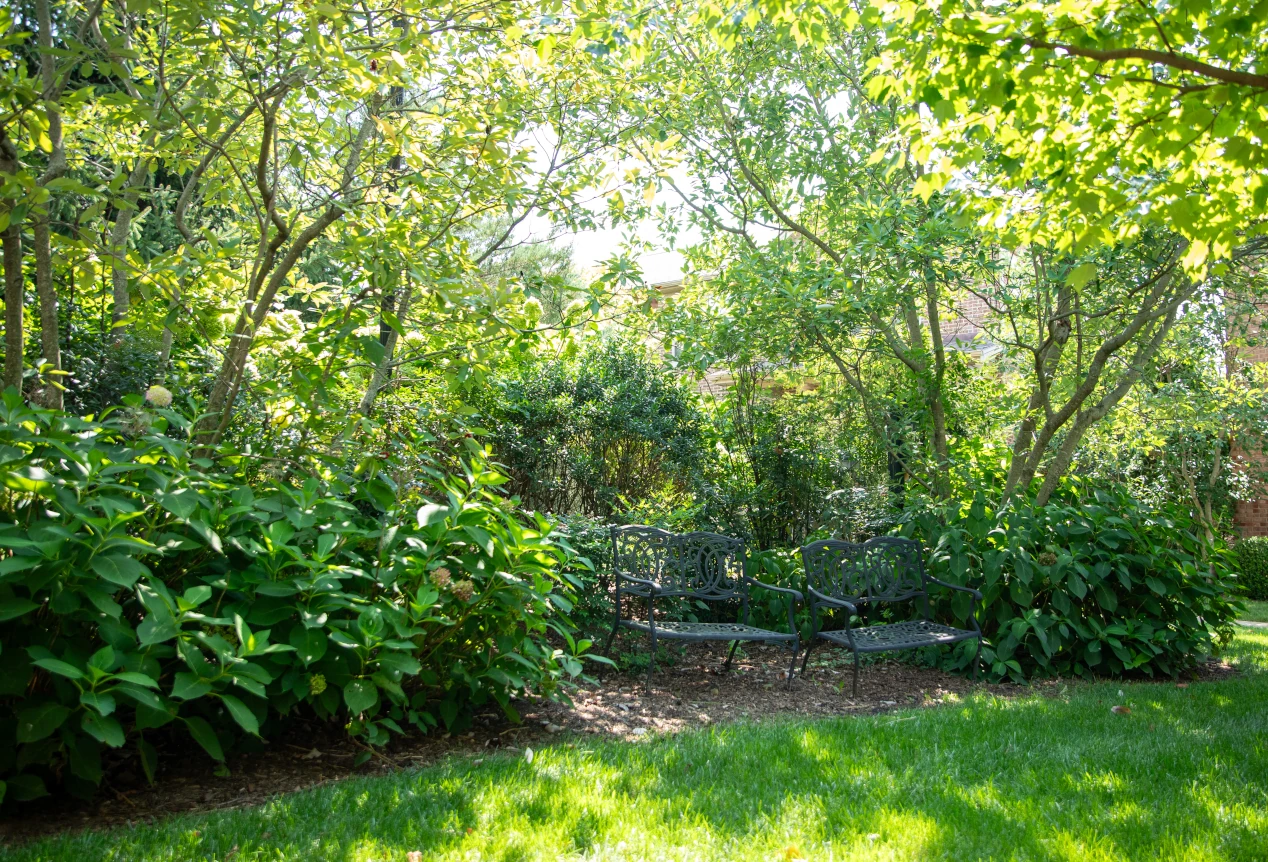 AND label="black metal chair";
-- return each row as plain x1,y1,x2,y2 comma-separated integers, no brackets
799,536,982,695
603,526,803,688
